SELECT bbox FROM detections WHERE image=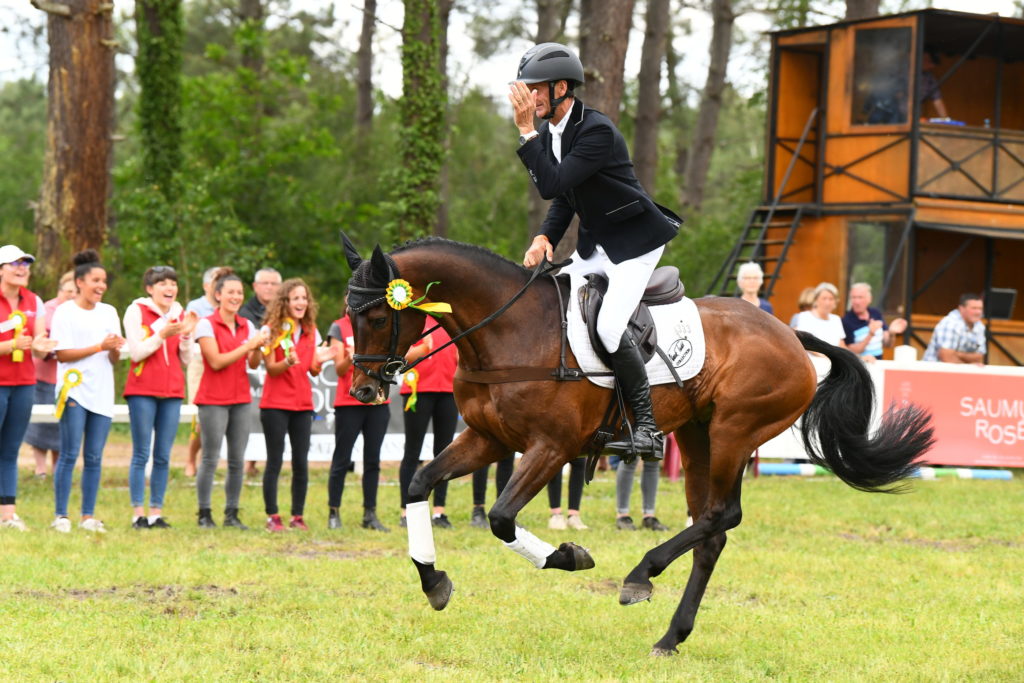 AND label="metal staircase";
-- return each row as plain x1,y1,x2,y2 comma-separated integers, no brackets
707,107,818,298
